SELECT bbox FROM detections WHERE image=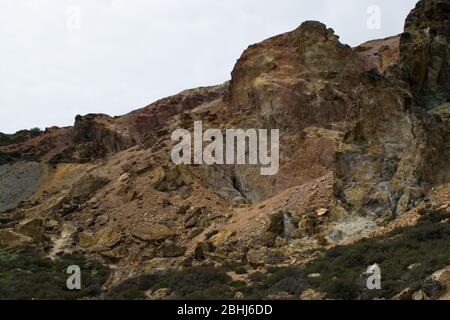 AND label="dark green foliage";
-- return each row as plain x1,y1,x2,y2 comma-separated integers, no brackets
0,133,23,147
0,151,23,164
248,272,267,283
230,280,246,288
29,128,42,135
106,274,159,300
166,266,231,299
267,212,284,236
0,250,110,300
234,266,247,275
303,209,450,299
107,266,233,300
321,277,361,300
241,267,307,299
